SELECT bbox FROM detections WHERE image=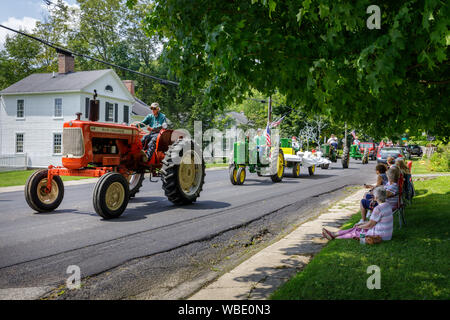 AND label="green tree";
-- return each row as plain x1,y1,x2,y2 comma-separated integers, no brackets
0,33,42,88
135,0,449,139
